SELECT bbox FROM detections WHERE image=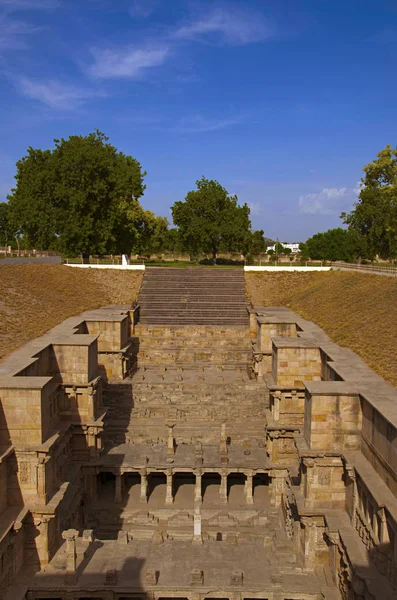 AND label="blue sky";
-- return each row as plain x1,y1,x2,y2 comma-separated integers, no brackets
1,0,396,241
